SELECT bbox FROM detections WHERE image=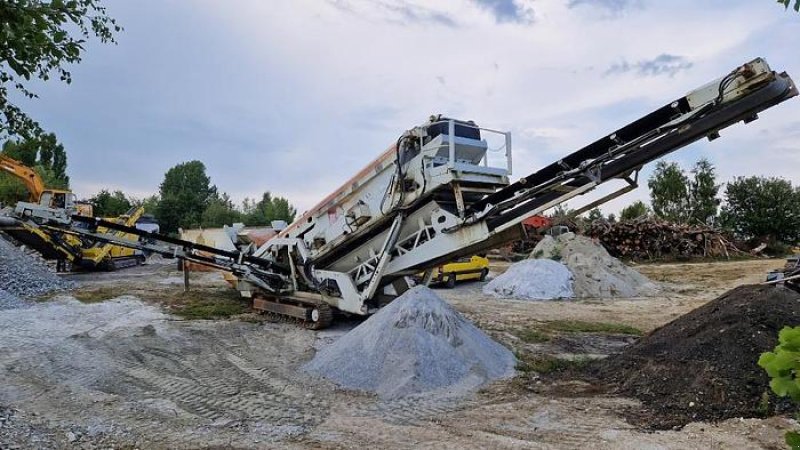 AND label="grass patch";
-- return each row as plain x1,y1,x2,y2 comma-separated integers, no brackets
72,286,121,303
169,289,249,320
73,284,250,320
543,320,642,336
516,352,592,375
514,327,552,343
